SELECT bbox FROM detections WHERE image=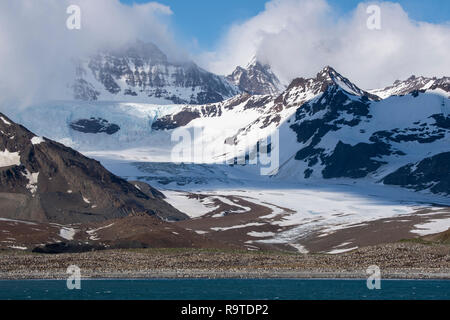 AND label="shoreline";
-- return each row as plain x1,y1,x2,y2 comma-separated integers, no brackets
0,269,450,281
1,270,450,280
1,242,448,281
